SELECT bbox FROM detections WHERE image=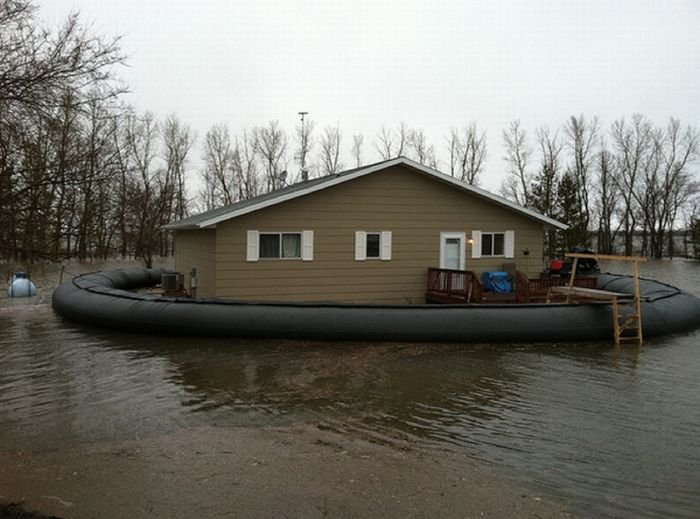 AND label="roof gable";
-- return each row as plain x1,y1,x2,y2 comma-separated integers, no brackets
164,157,567,230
